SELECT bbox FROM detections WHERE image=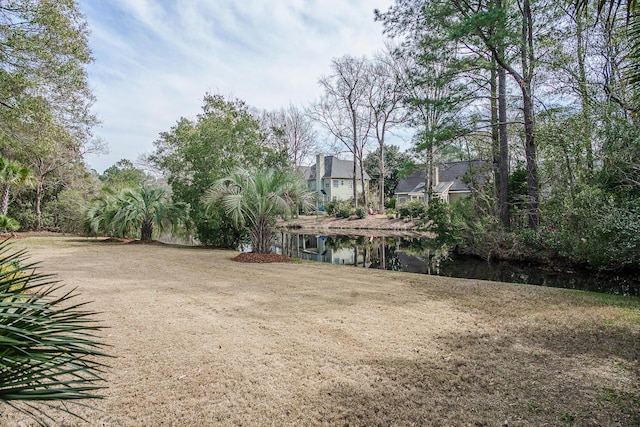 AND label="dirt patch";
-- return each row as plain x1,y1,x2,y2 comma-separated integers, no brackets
100,237,134,243
127,239,165,245
1,237,638,427
281,214,428,237
233,252,291,263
